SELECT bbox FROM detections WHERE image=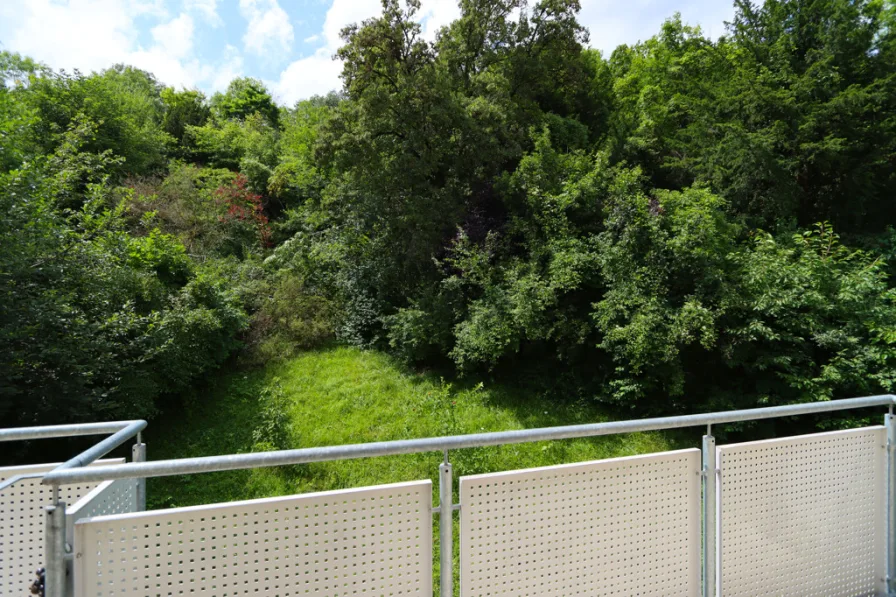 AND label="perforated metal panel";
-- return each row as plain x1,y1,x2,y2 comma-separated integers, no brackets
459,449,702,597
73,480,433,596
718,426,886,597
66,478,140,542
0,459,125,596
